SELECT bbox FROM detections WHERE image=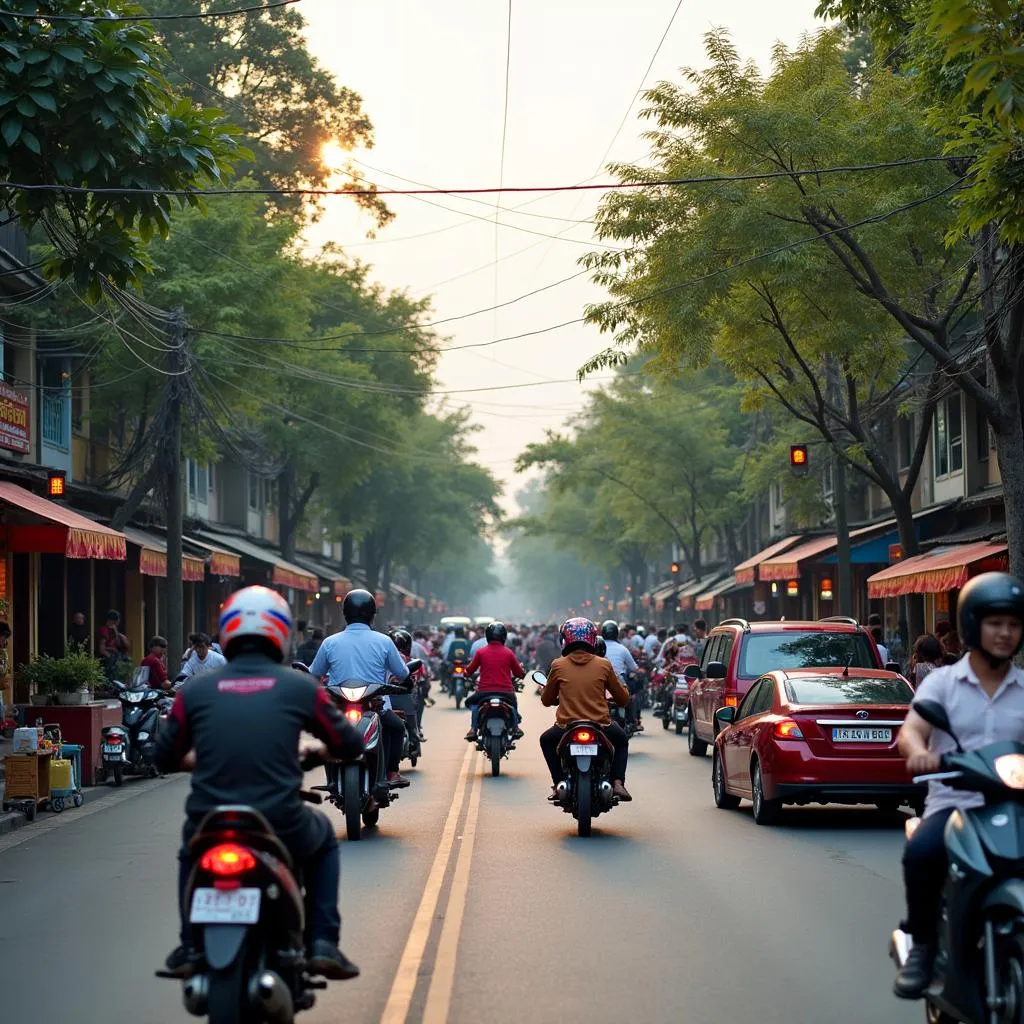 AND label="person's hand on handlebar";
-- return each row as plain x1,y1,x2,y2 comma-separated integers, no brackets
907,750,941,775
